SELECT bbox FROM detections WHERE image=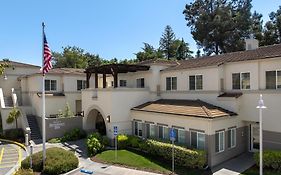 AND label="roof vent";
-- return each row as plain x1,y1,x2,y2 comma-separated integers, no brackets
245,35,259,50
